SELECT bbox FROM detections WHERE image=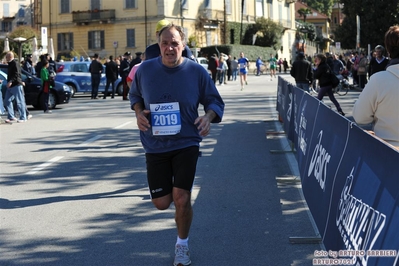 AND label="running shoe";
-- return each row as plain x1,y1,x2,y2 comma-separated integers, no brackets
173,244,191,266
